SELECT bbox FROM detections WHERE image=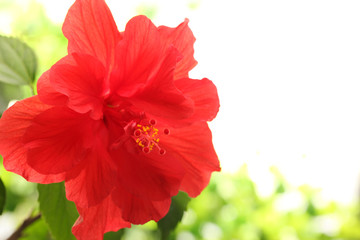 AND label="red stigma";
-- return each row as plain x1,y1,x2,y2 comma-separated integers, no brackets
134,129,141,137
163,128,170,135
143,147,150,153
149,119,157,125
